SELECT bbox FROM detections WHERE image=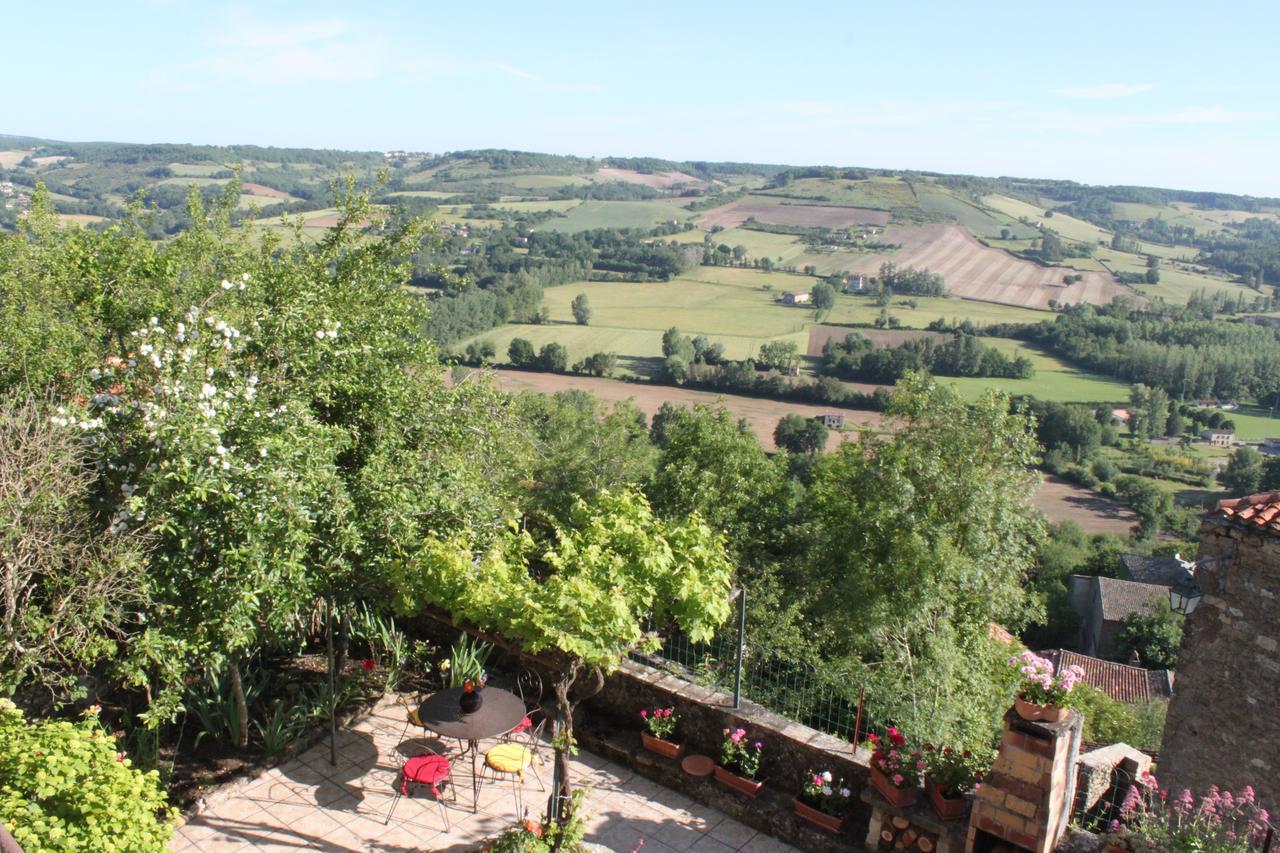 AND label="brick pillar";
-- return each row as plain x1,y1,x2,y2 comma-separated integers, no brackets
965,708,1082,853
